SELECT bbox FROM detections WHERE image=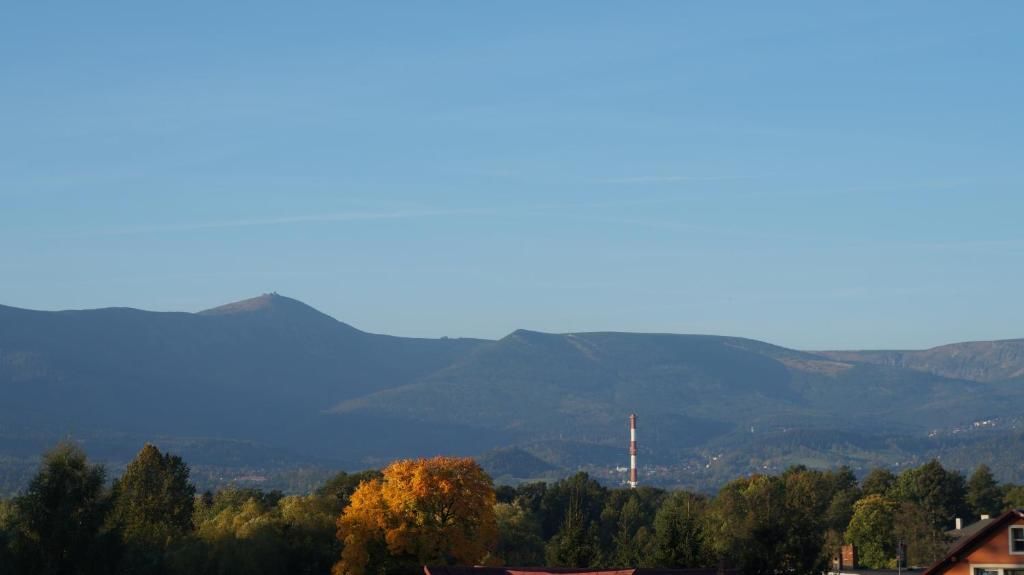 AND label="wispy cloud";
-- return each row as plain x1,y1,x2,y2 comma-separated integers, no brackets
836,179,970,194
78,208,487,237
596,175,753,184
857,237,1024,252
